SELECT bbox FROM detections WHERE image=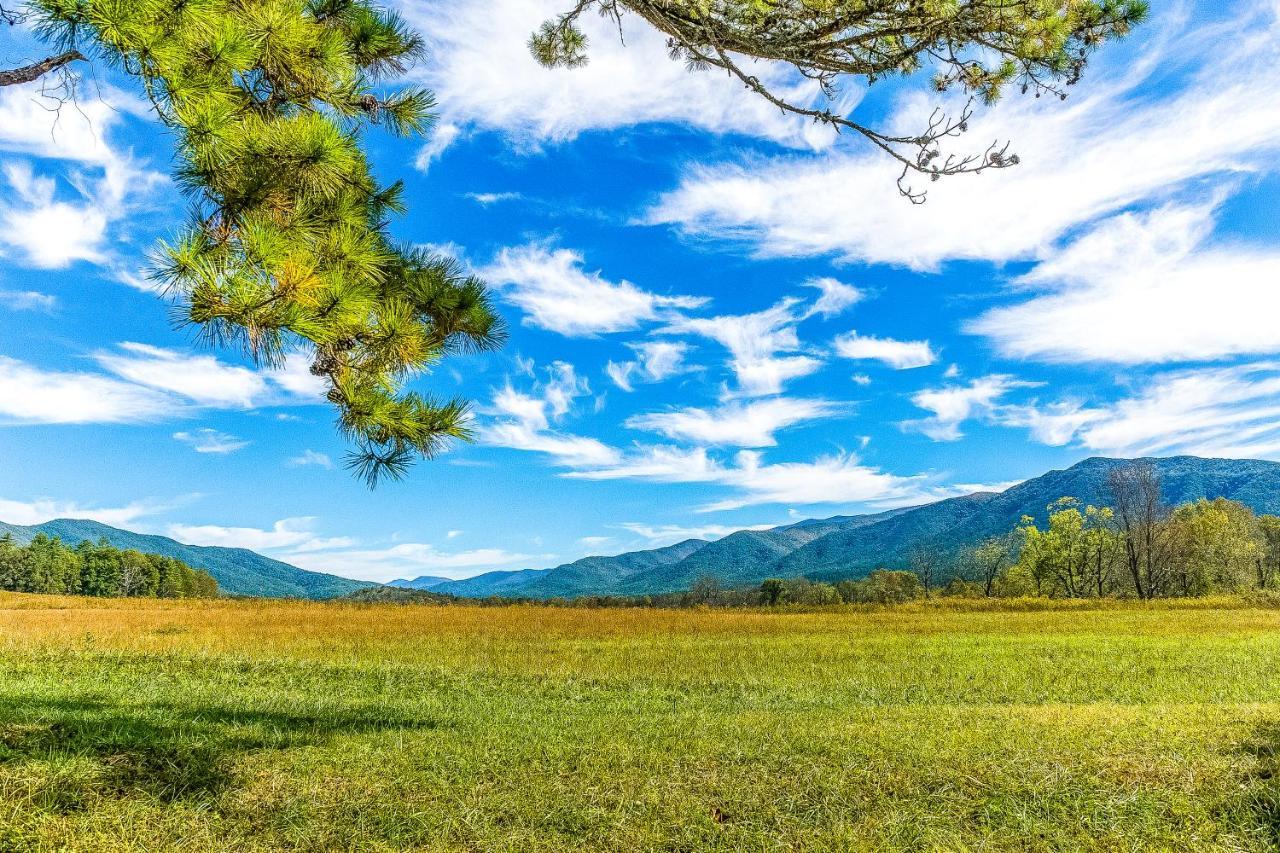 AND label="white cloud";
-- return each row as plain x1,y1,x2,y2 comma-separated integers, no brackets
480,361,623,468
626,397,840,448
400,0,840,160
288,450,334,469
0,161,110,267
0,81,148,165
968,203,1280,364
478,244,706,336
645,2,1280,269
483,358,945,511
266,350,328,399
414,121,461,171
1004,364,1280,460
0,84,164,270
96,343,268,408
804,277,864,319
906,375,1032,441
284,541,536,583
0,356,178,424
168,517,337,552
618,521,776,546
666,299,822,397
606,340,693,391
173,428,250,454
834,331,936,370
564,445,719,484
95,343,322,408
0,495,182,528
0,343,326,428
605,361,636,393
466,191,522,205
562,444,938,512
703,451,933,513
0,289,56,312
